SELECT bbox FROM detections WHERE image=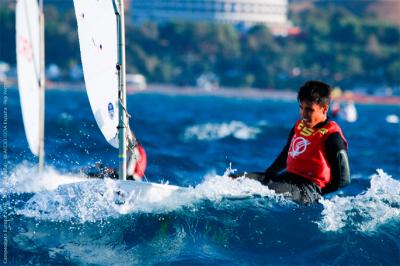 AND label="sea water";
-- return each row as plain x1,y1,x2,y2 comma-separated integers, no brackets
1,87,399,265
